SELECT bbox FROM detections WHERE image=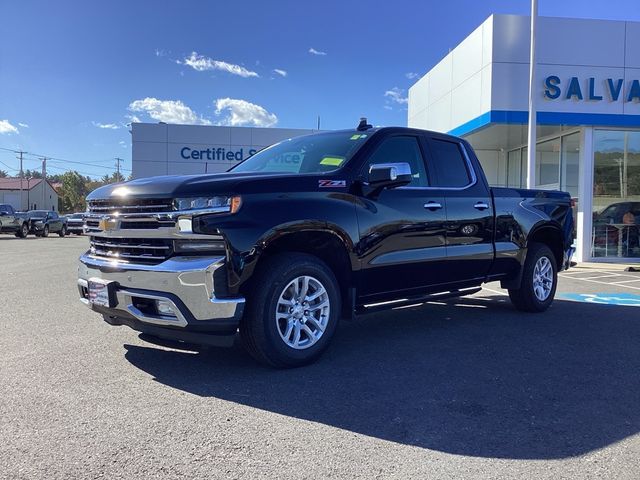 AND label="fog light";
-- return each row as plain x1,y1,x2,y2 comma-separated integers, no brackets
156,300,177,317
